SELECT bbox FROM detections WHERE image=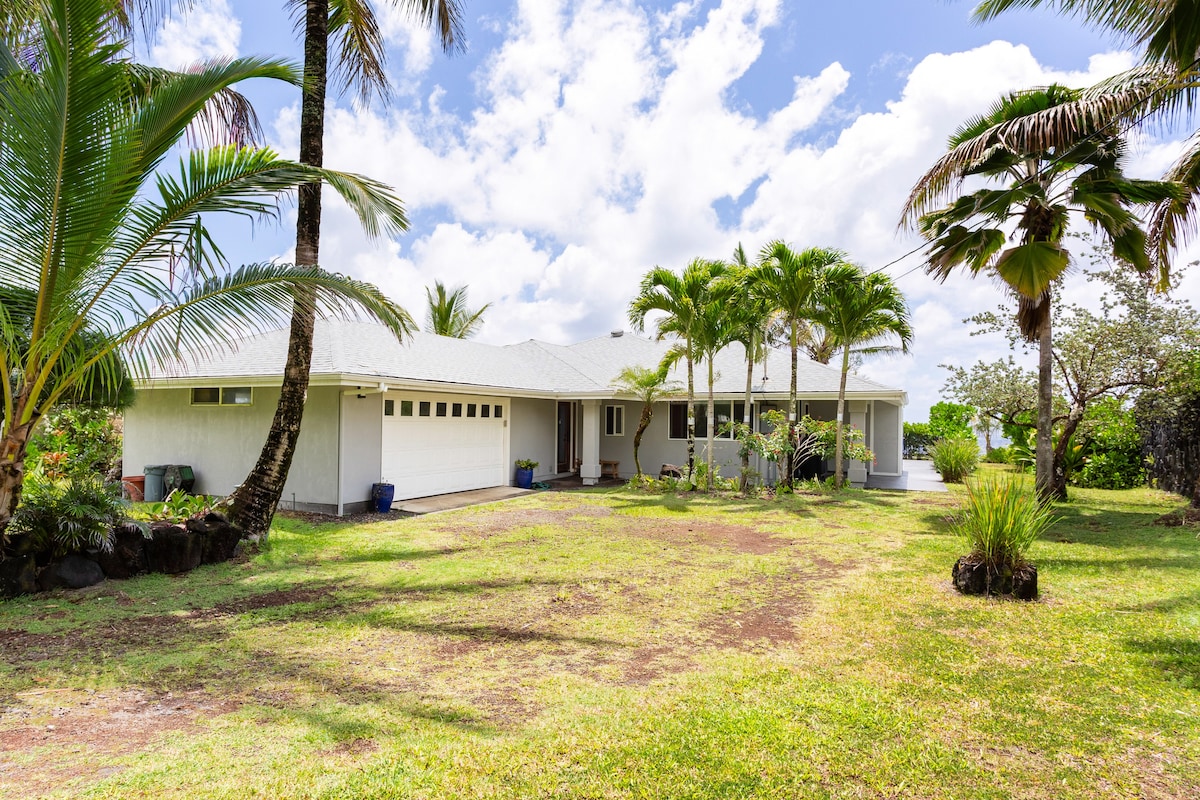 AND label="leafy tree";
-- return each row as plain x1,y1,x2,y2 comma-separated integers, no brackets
928,401,976,441
754,242,849,486
425,280,489,338
629,258,727,488
966,254,1197,495
228,0,463,539
1136,355,1200,506
903,421,935,458
1074,397,1146,489
902,84,1181,499
809,265,913,488
0,0,411,536
610,365,681,480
